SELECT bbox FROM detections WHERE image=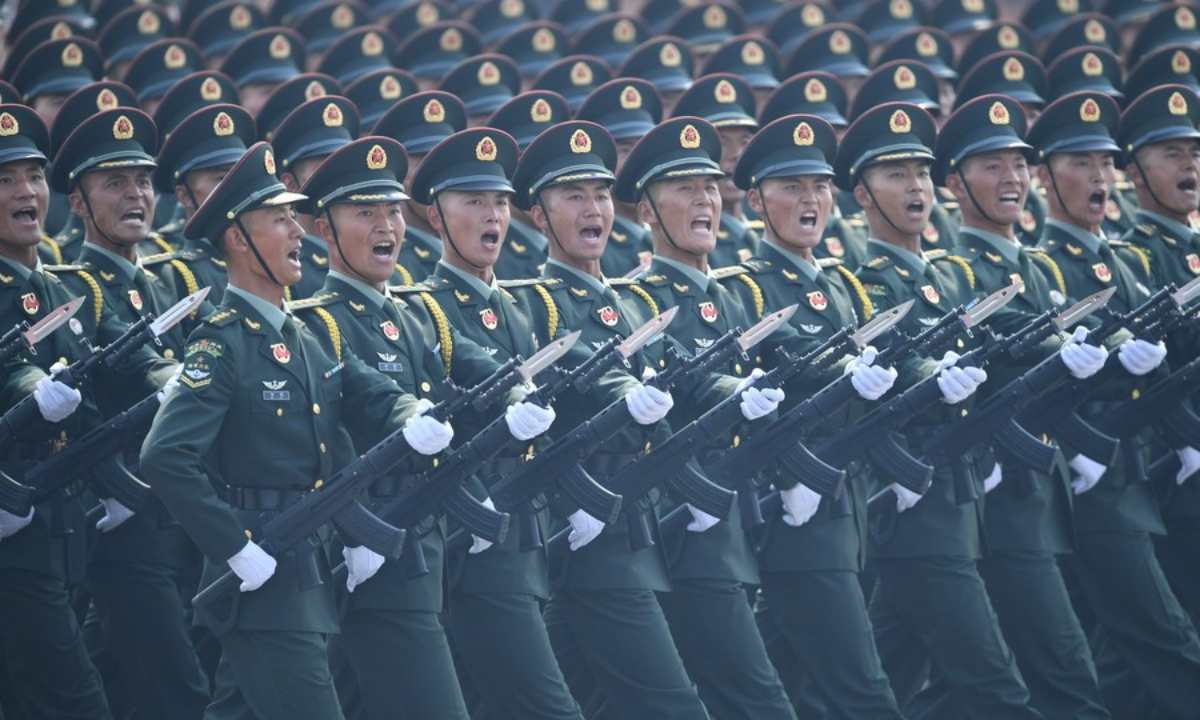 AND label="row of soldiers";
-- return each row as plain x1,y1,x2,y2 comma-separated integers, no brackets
1,1,1200,720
